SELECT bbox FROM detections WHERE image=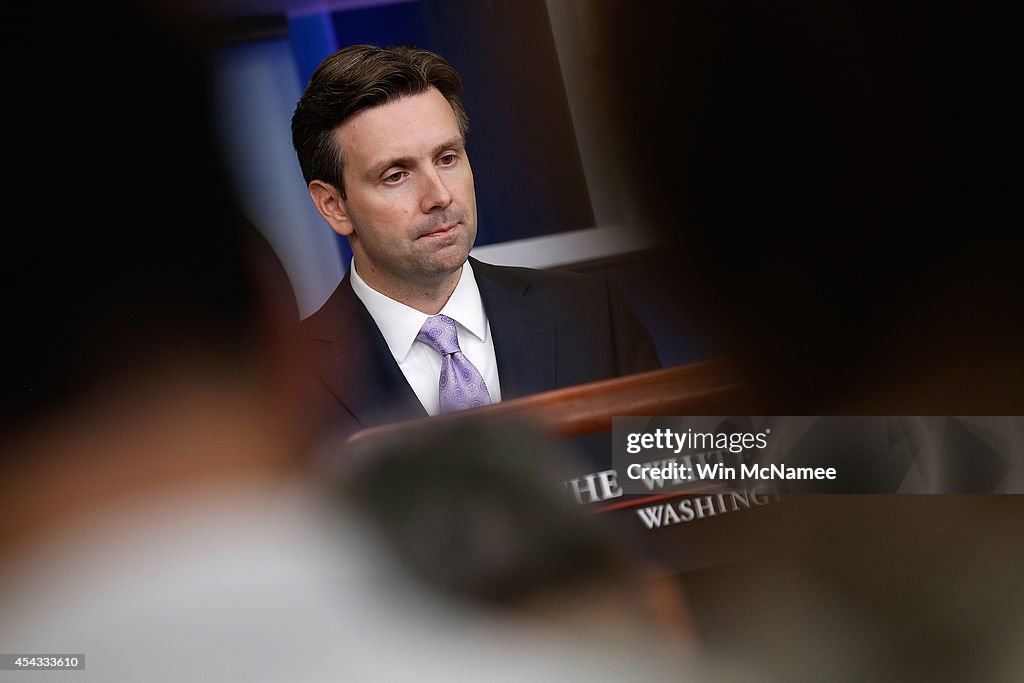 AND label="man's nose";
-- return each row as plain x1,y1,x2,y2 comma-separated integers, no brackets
419,167,453,213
